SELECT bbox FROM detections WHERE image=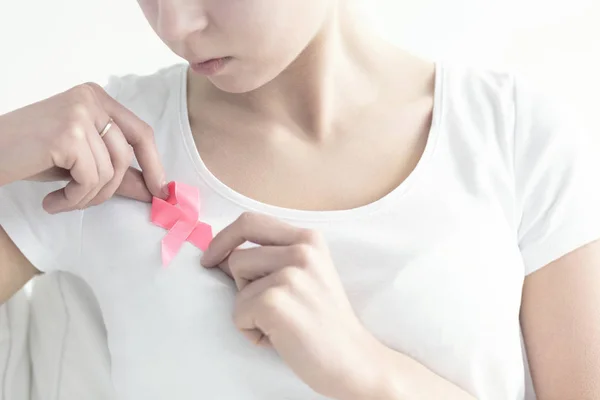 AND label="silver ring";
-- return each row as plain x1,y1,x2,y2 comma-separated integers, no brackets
99,118,113,138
